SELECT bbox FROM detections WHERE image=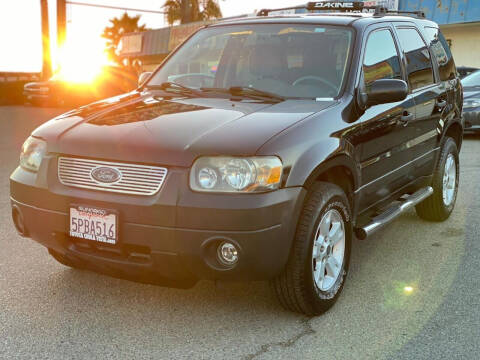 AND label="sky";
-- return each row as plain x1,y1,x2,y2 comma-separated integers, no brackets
0,0,319,73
